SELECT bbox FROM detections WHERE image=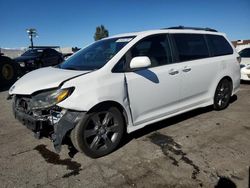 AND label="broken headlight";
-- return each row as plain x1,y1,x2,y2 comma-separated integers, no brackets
31,87,74,110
